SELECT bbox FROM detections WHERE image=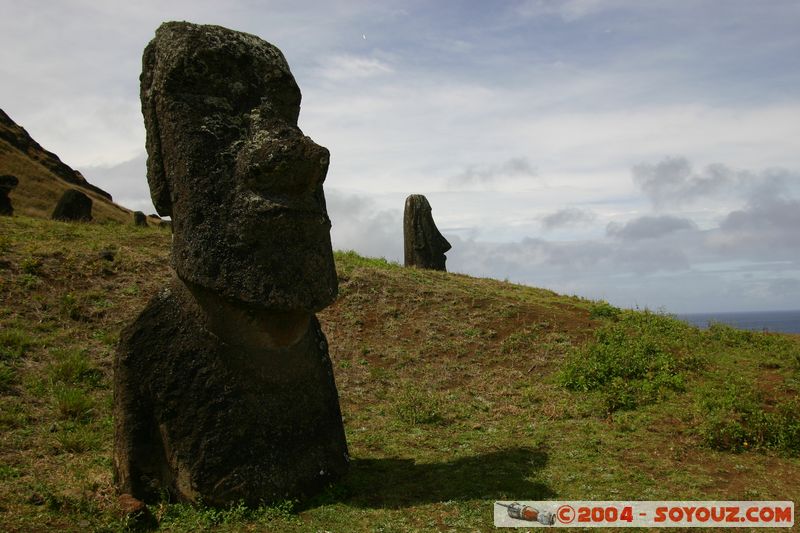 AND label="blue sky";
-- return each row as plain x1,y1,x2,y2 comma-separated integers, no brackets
2,0,799,312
